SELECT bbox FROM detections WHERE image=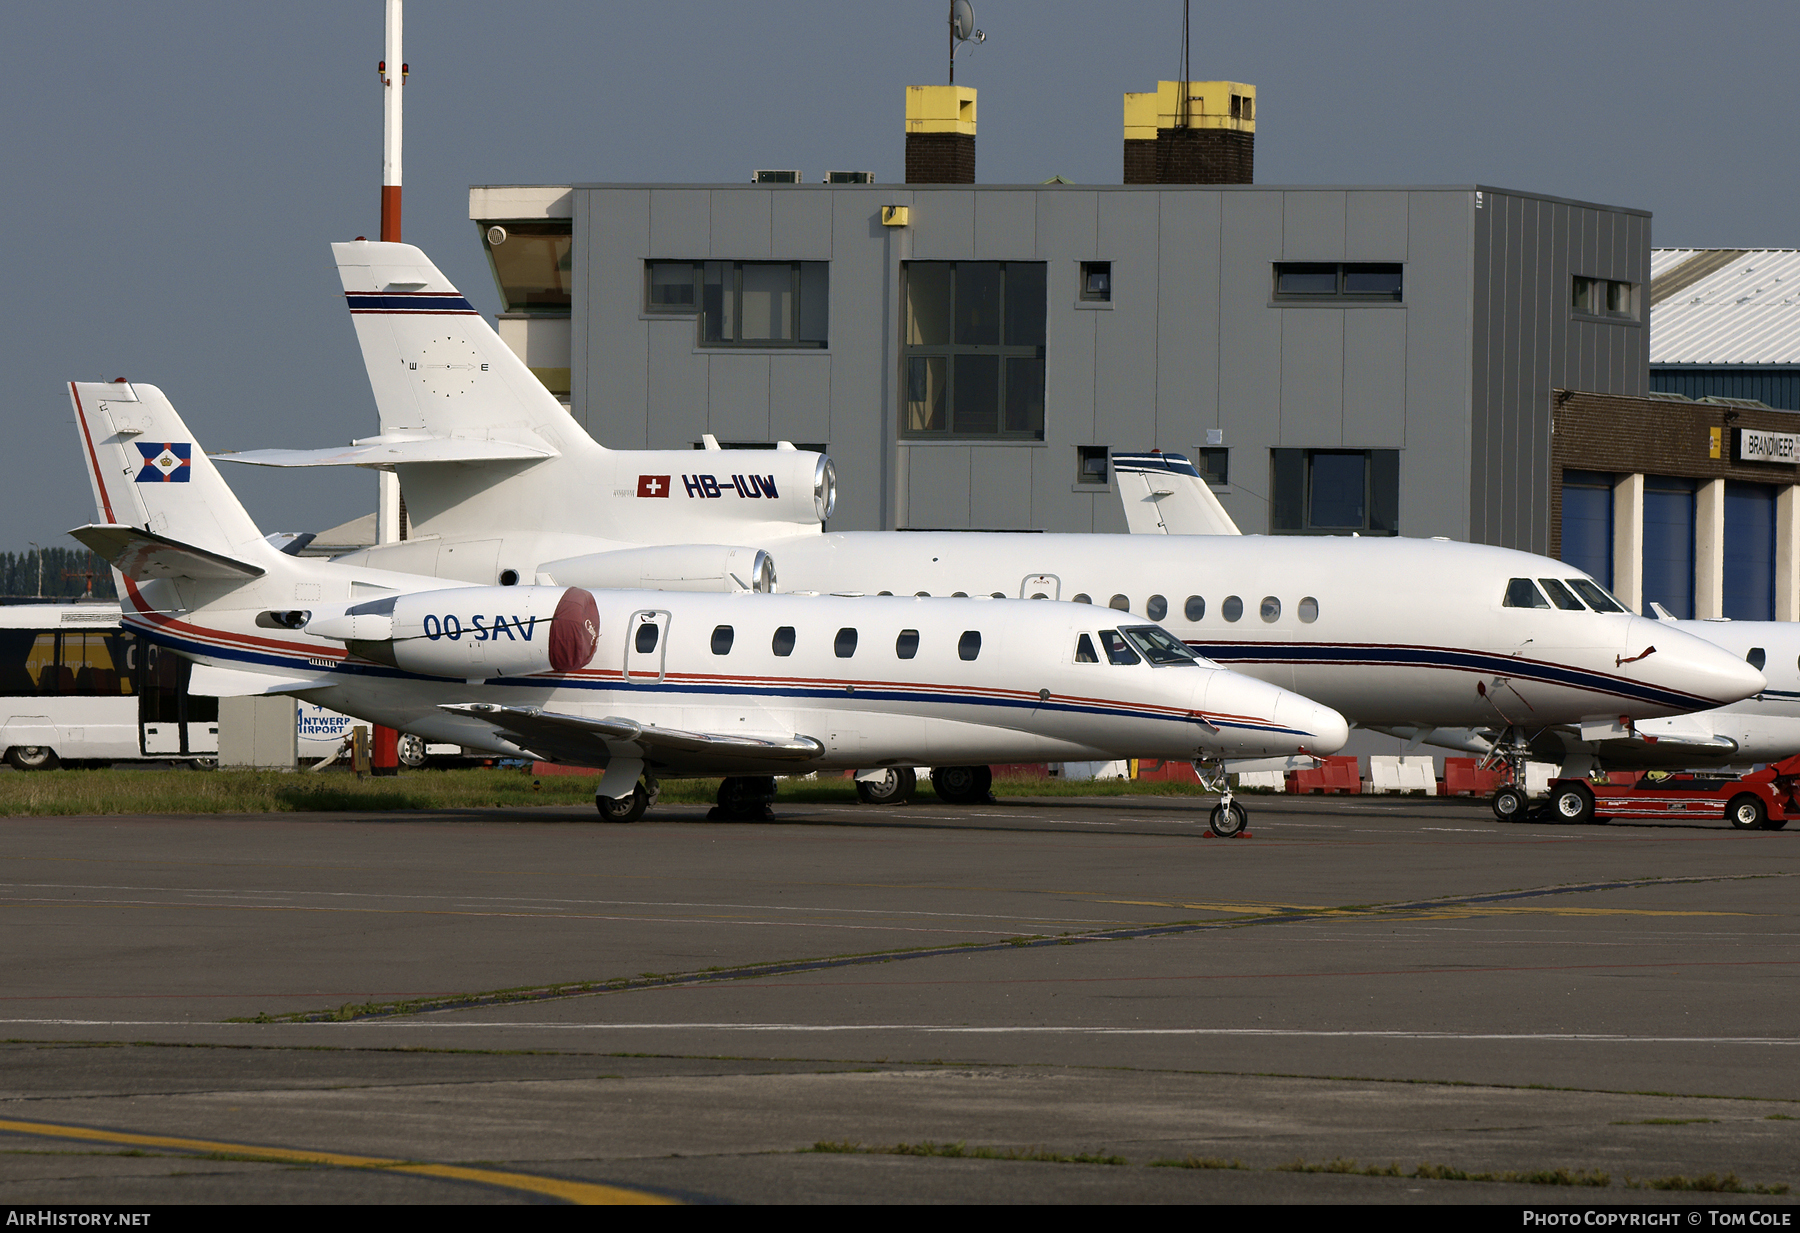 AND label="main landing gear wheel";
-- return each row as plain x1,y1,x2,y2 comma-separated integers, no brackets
713,775,778,820
855,766,917,805
596,781,650,824
1208,801,1248,838
1550,783,1595,824
1726,793,1768,831
396,733,427,769
5,746,58,771
930,764,993,804
1491,786,1529,822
